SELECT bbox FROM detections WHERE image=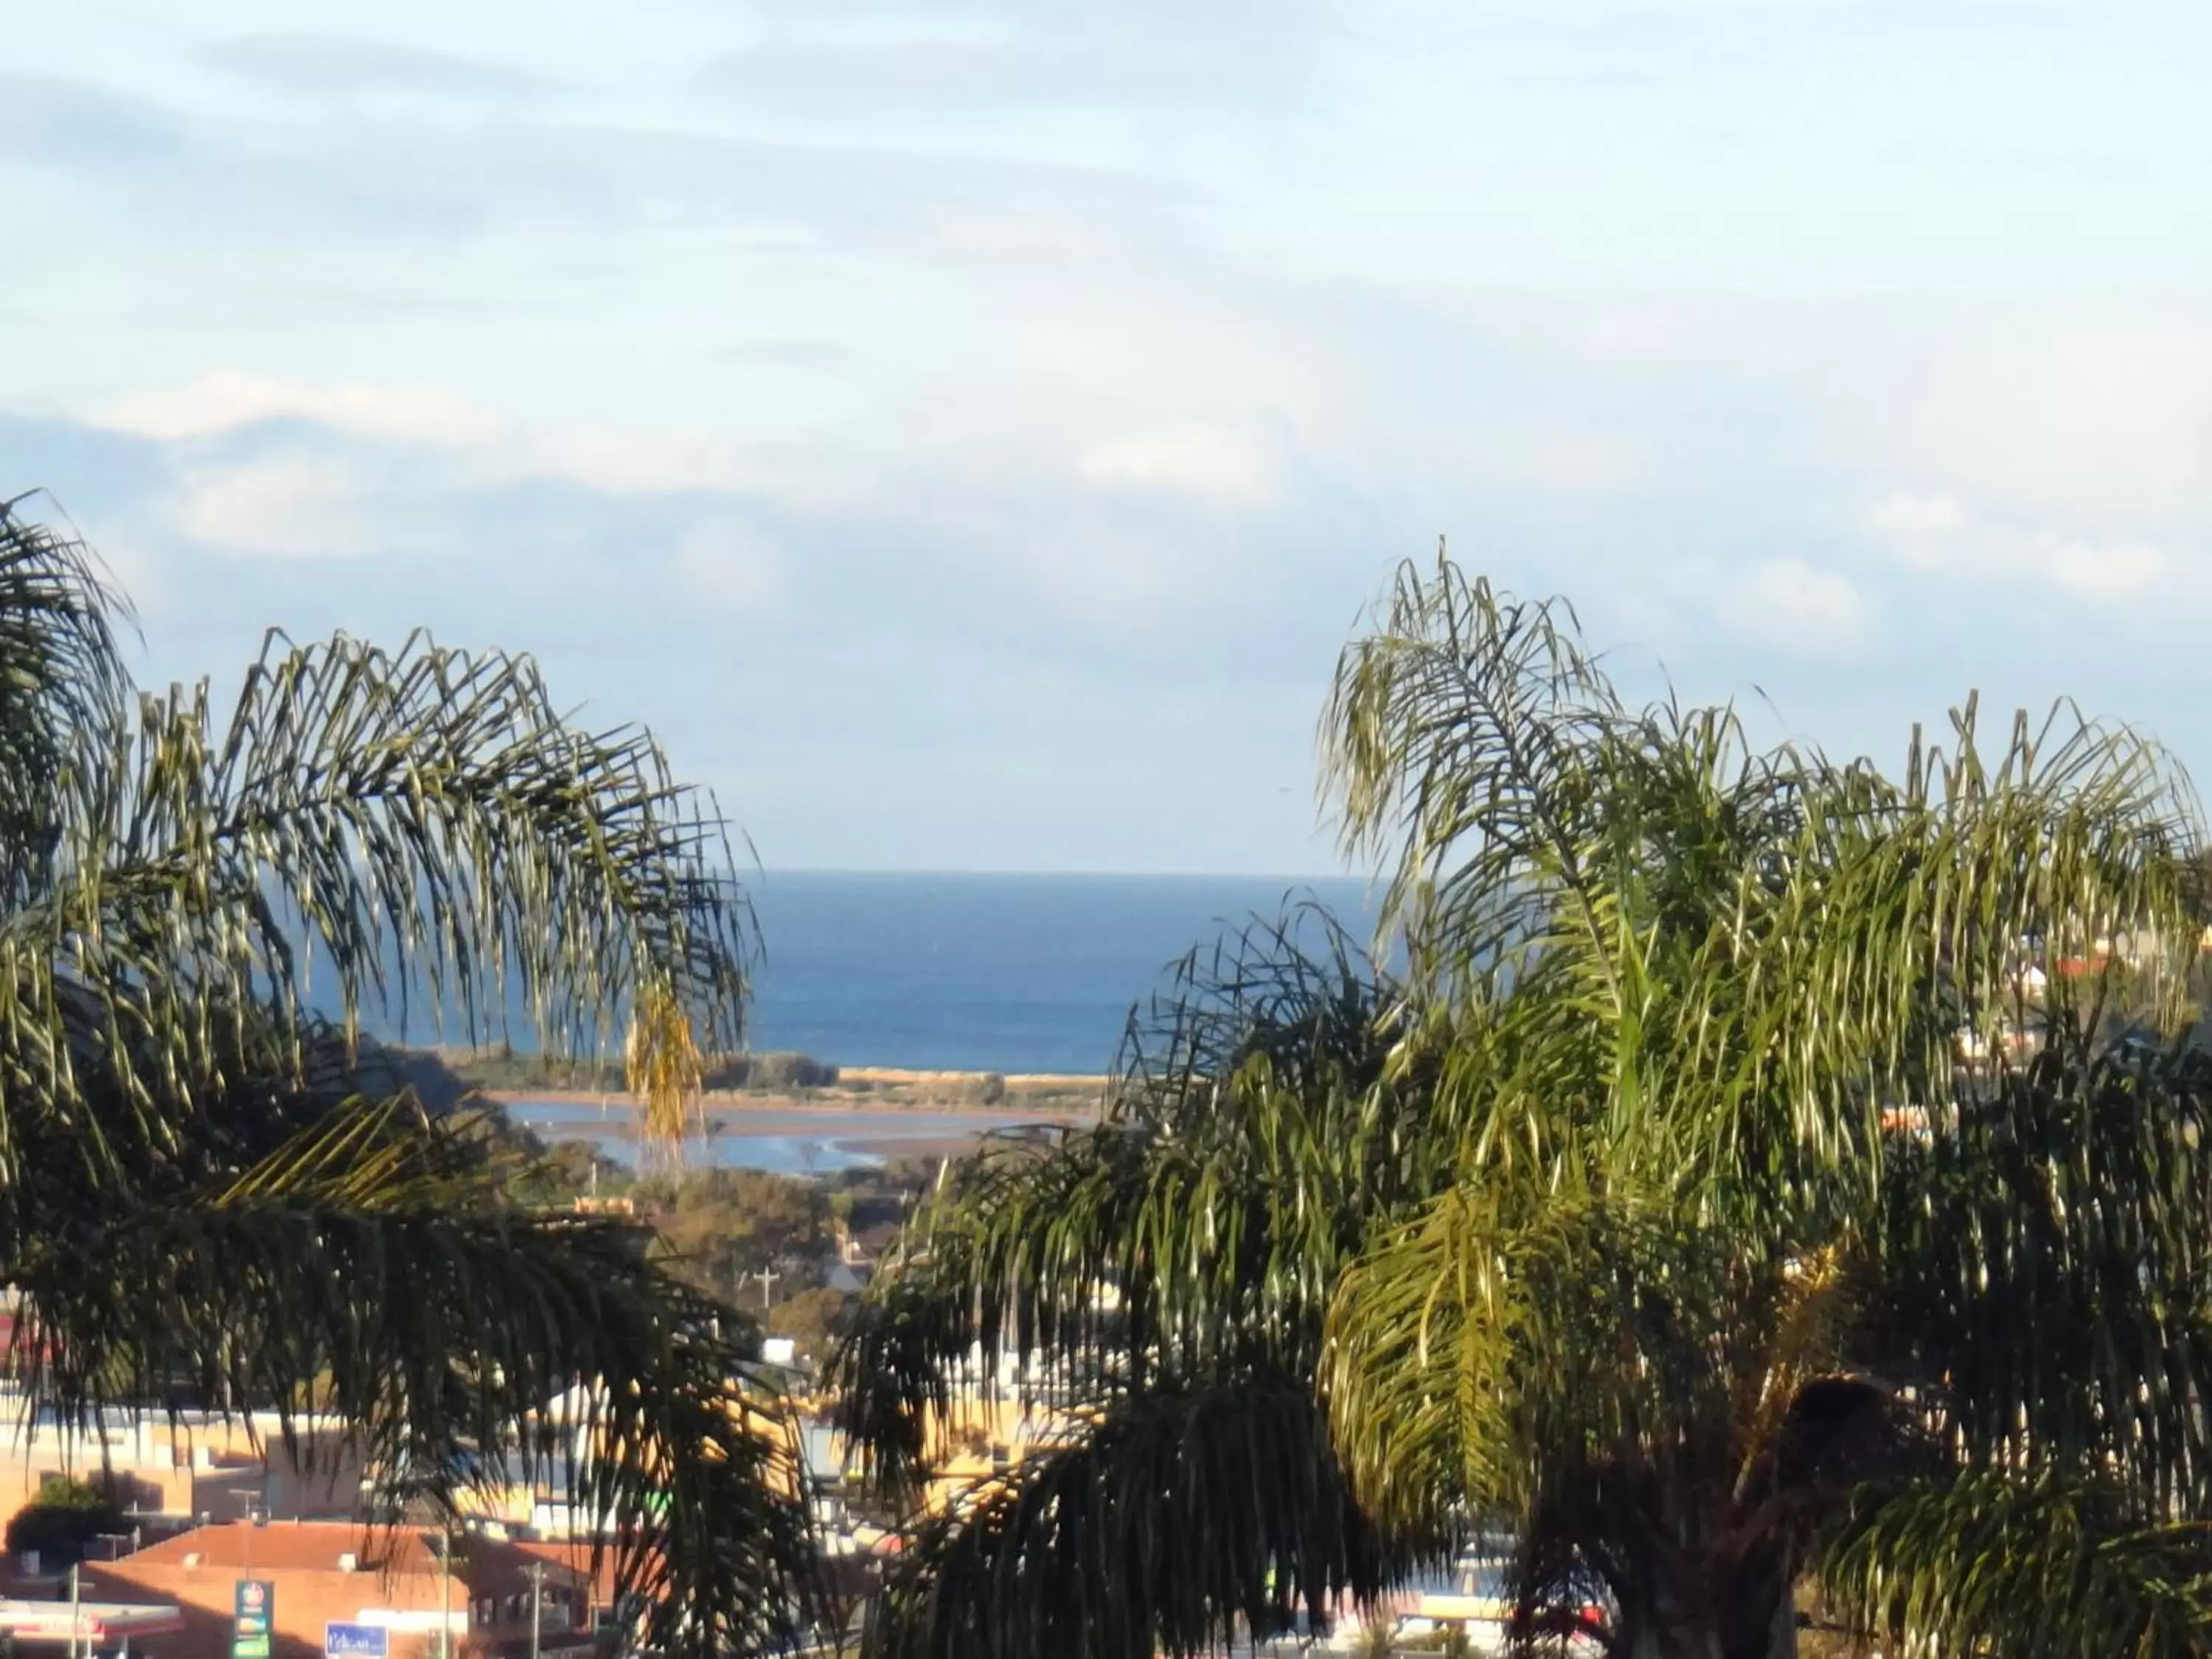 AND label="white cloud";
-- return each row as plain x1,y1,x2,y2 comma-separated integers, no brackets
2045,537,2172,602
1712,559,1874,659
1866,490,2180,602
103,371,501,448
167,455,414,559
198,34,554,103
1866,491,1972,546
1516,428,1649,493
541,428,807,498
672,523,788,615
1078,423,1287,506
1878,312,2212,532
100,371,839,508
